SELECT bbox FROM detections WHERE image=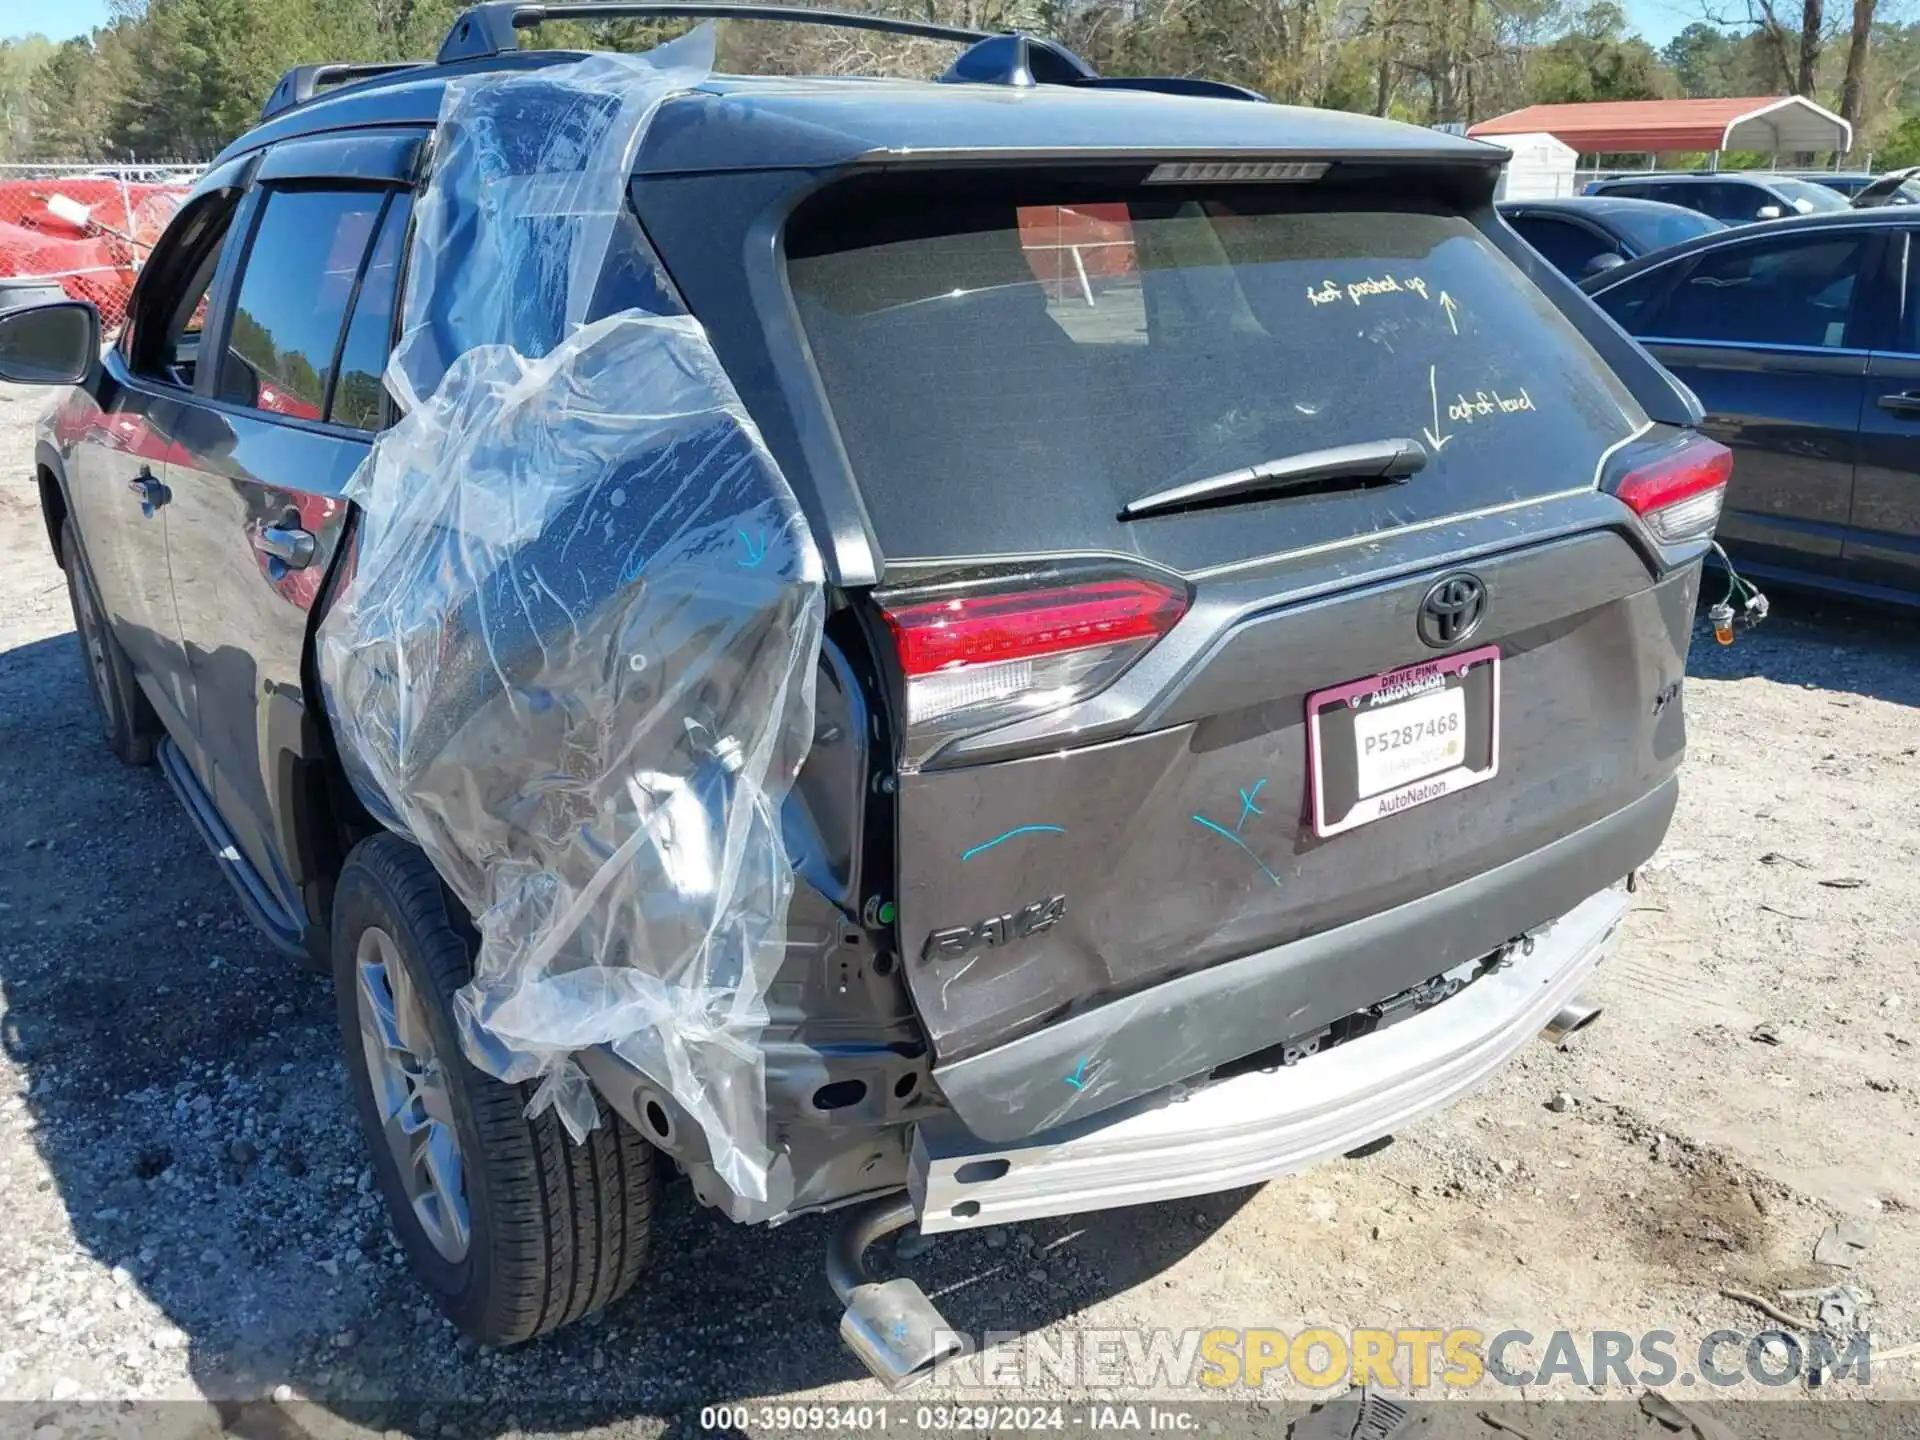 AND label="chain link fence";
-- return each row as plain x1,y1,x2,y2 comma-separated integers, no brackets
0,163,204,330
